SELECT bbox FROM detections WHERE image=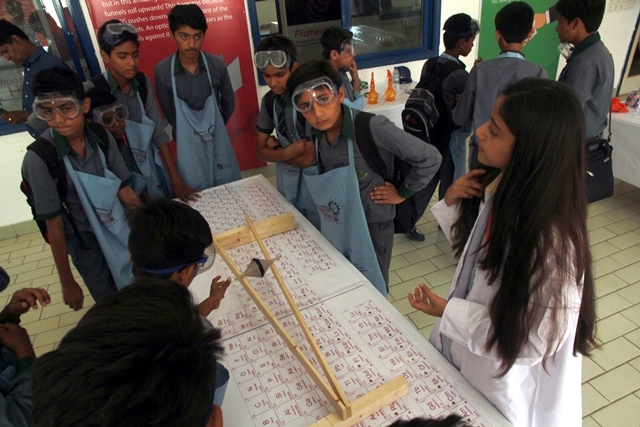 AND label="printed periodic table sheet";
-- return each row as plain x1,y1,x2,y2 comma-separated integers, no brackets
187,176,512,427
